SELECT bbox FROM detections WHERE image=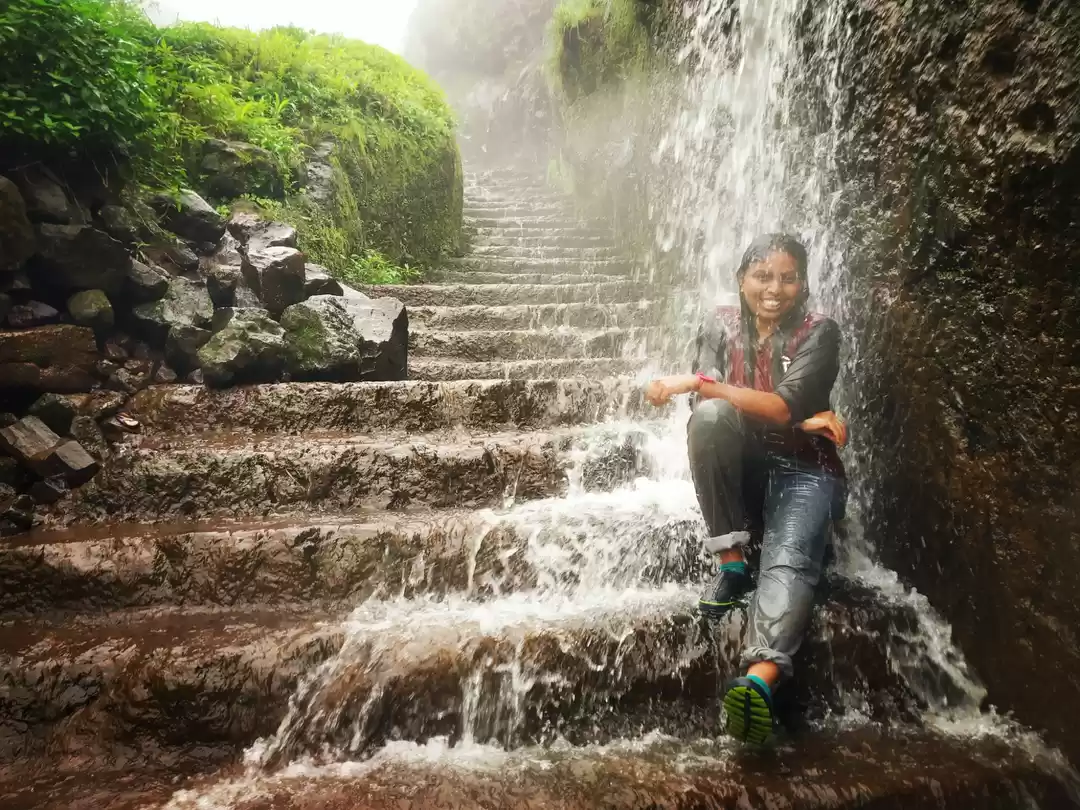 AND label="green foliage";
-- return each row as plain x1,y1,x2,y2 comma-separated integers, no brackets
0,0,463,272
341,250,421,286
548,0,652,102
